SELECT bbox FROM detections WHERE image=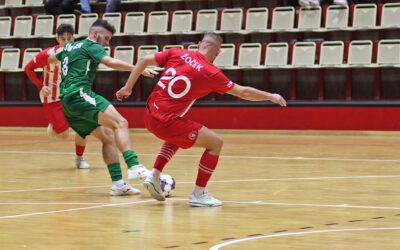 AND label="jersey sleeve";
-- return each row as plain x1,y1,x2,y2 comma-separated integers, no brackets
154,49,173,67
209,71,235,94
87,43,107,64
24,49,49,90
